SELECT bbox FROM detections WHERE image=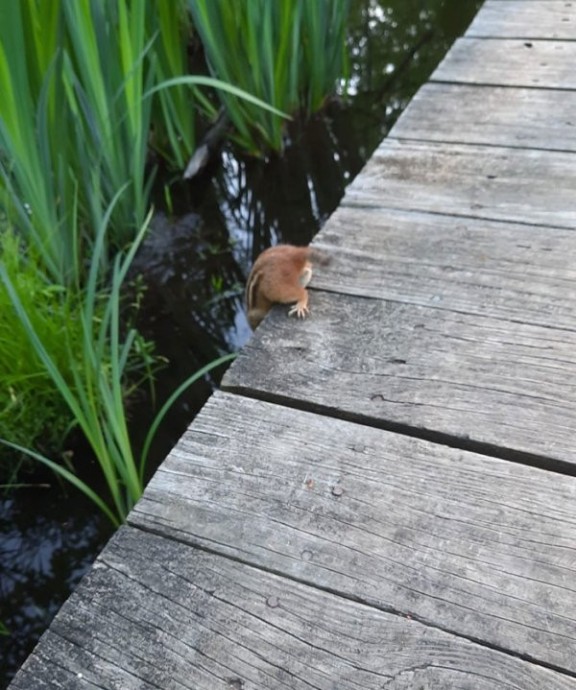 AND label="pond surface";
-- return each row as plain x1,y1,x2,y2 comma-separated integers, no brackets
0,1,482,685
